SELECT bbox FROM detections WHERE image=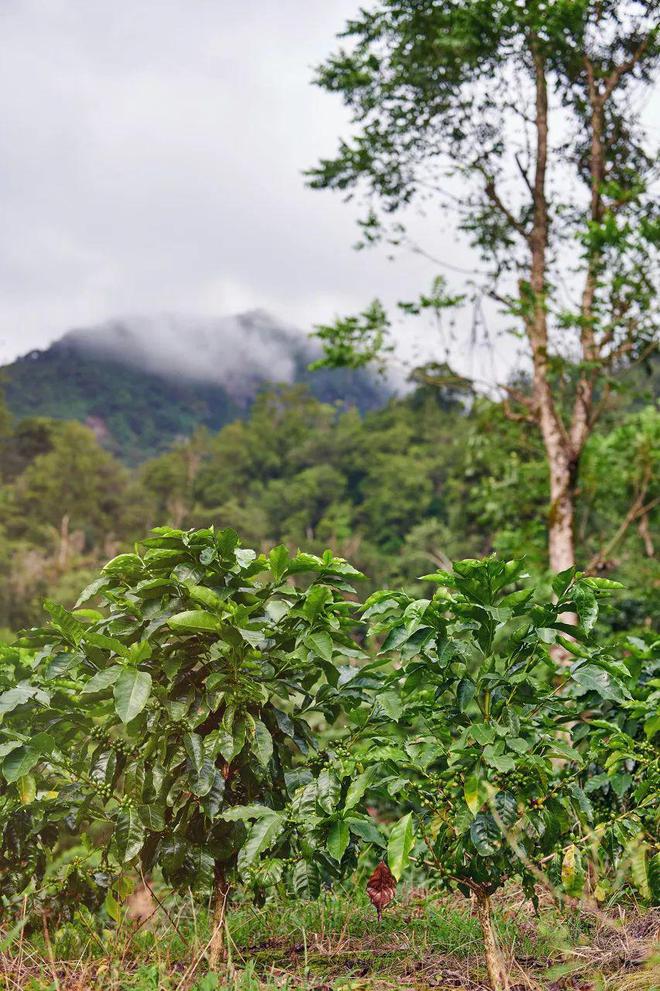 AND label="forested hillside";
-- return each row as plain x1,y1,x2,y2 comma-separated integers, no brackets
1,312,389,462
1,370,656,635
